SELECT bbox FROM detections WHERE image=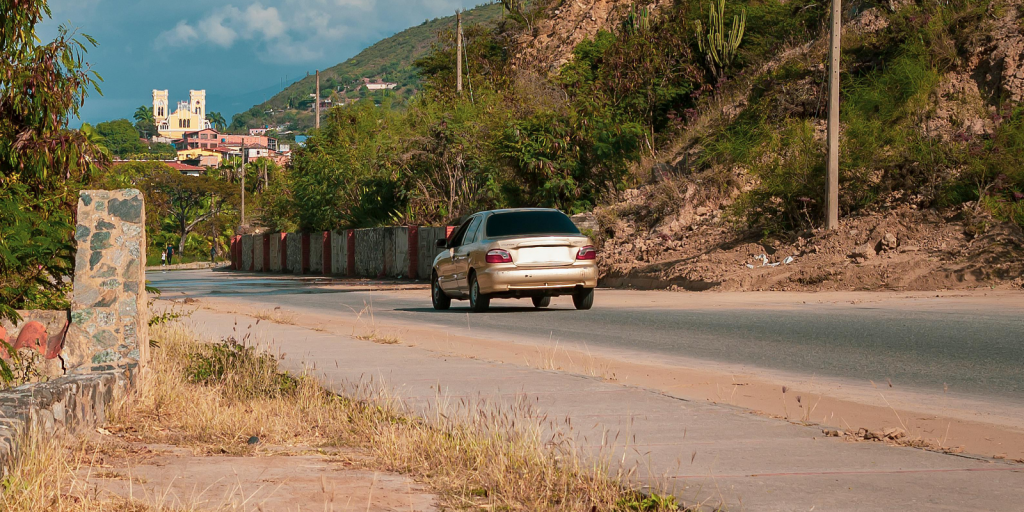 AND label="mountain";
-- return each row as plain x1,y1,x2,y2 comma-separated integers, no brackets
229,2,504,132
